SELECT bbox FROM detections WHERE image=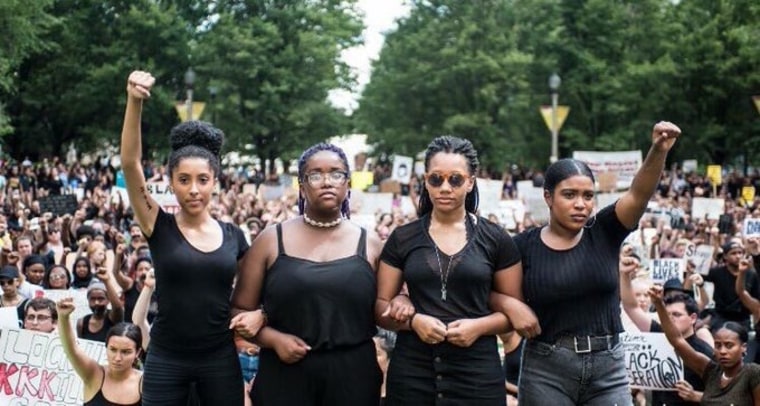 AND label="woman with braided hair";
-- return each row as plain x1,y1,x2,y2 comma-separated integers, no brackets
232,142,384,405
